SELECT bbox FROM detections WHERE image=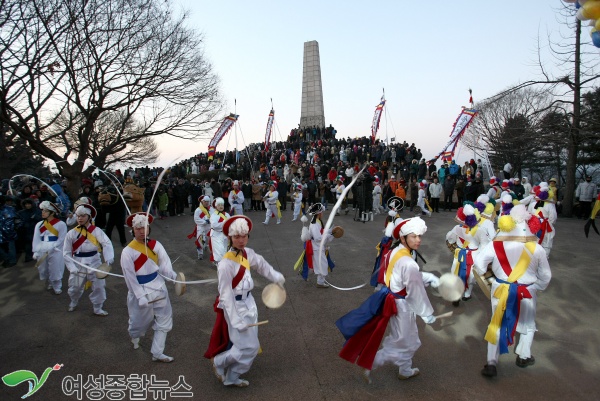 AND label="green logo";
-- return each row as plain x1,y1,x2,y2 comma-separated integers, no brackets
2,364,63,399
